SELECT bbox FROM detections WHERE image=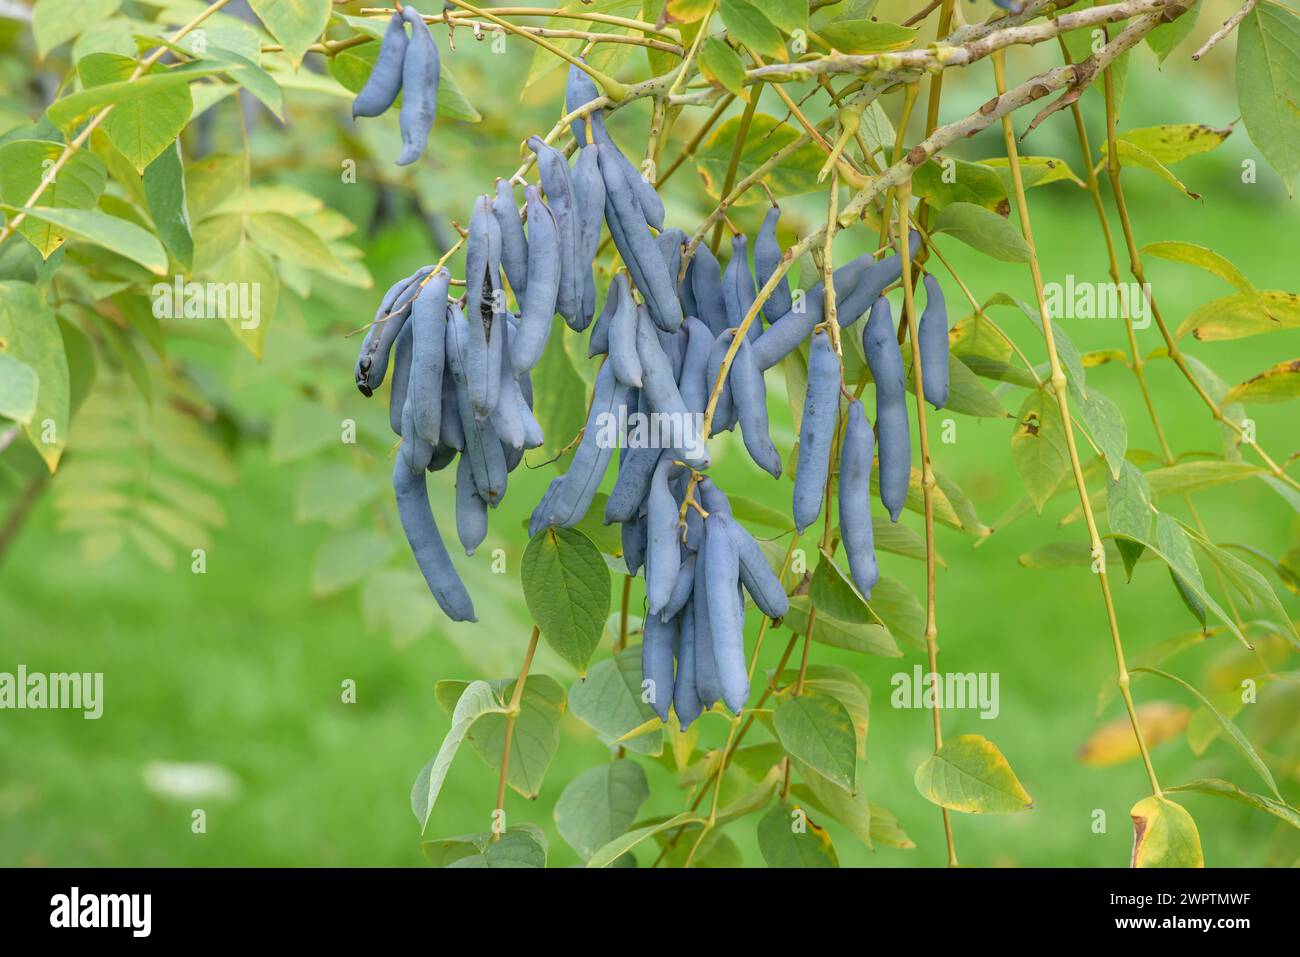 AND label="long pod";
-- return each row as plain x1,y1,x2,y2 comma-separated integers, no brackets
488,319,525,449
863,296,910,521
396,6,439,166
604,446,663,524
622,511,647,575
527,135,582,325
689,242,728,337
352,10,408,118
723,233,759,341
792,327,841,533
392,457,476,622
529,476,564,537
839,399,880,598
691,539,722,708
565,59,609,146
409,268,449,445
401,392,434,473
455,453,488,556
492,179,529,302
918,272,949,410
446,304,508,505
635,305,707,468
465,195,504,419
356,265,434,393
700,485,788,620
642,612,677,723
427,444,457,472
673,605,703,729
704,329,737,433
729,335,781,478
607,275,642,387
439,371,464,451
597,143,682,333
541,361,631,526
660,550,696,623
676,316,713,416
754,204,793,322
389,321,414,437
587,272,623,358
658,228,685,289
645,458,681,616
750,231,922,370
571,144,605,330
511,186,560,375
704,512,748,714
